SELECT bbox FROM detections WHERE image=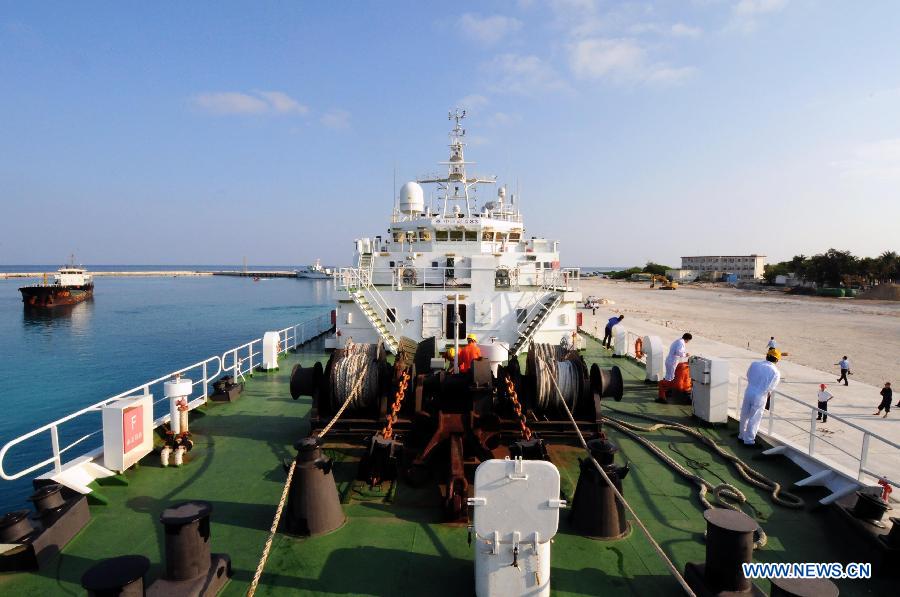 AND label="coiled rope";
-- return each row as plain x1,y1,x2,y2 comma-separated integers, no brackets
247,359,370,596
532,344,579,412
540,357,697,597
331,346,380,411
